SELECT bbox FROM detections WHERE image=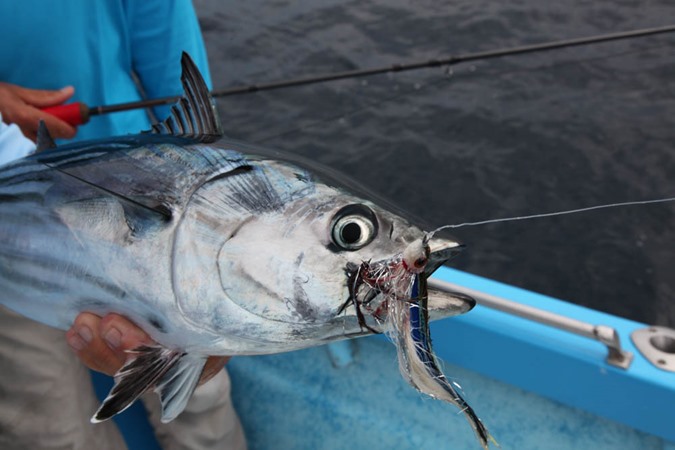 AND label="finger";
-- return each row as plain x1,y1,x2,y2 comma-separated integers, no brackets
199,356,231,385
16,85,75,108
98,315,226,385
99,313,153,353
66,312,126,376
